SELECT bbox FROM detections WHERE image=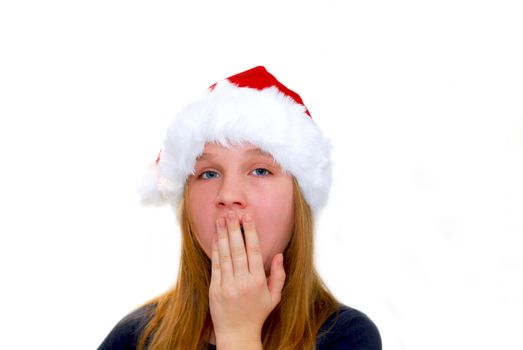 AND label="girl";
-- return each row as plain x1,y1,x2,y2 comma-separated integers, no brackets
98,66,381,350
